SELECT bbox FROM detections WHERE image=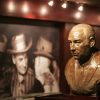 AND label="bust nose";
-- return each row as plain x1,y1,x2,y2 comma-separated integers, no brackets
70,43,75,52
71,49,75,53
